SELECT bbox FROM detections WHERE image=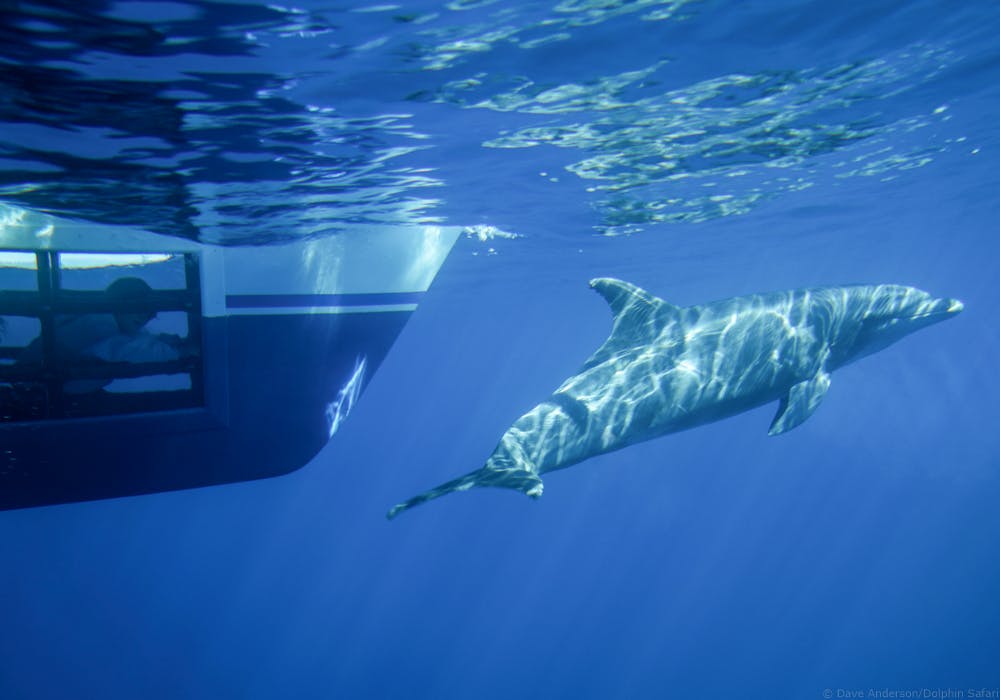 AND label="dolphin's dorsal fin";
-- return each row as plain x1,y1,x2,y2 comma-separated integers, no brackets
590,278,672,318
768,370,831,436
581,278,683,370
